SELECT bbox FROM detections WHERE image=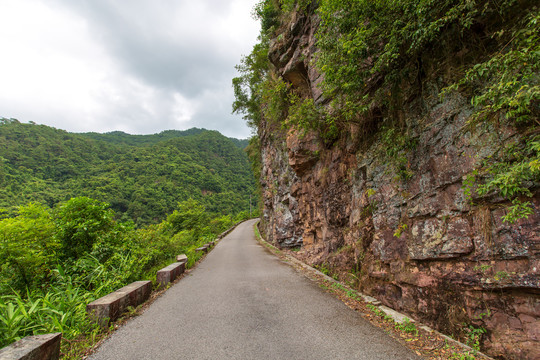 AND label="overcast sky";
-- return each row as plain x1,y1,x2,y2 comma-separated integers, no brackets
0,0,260,139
